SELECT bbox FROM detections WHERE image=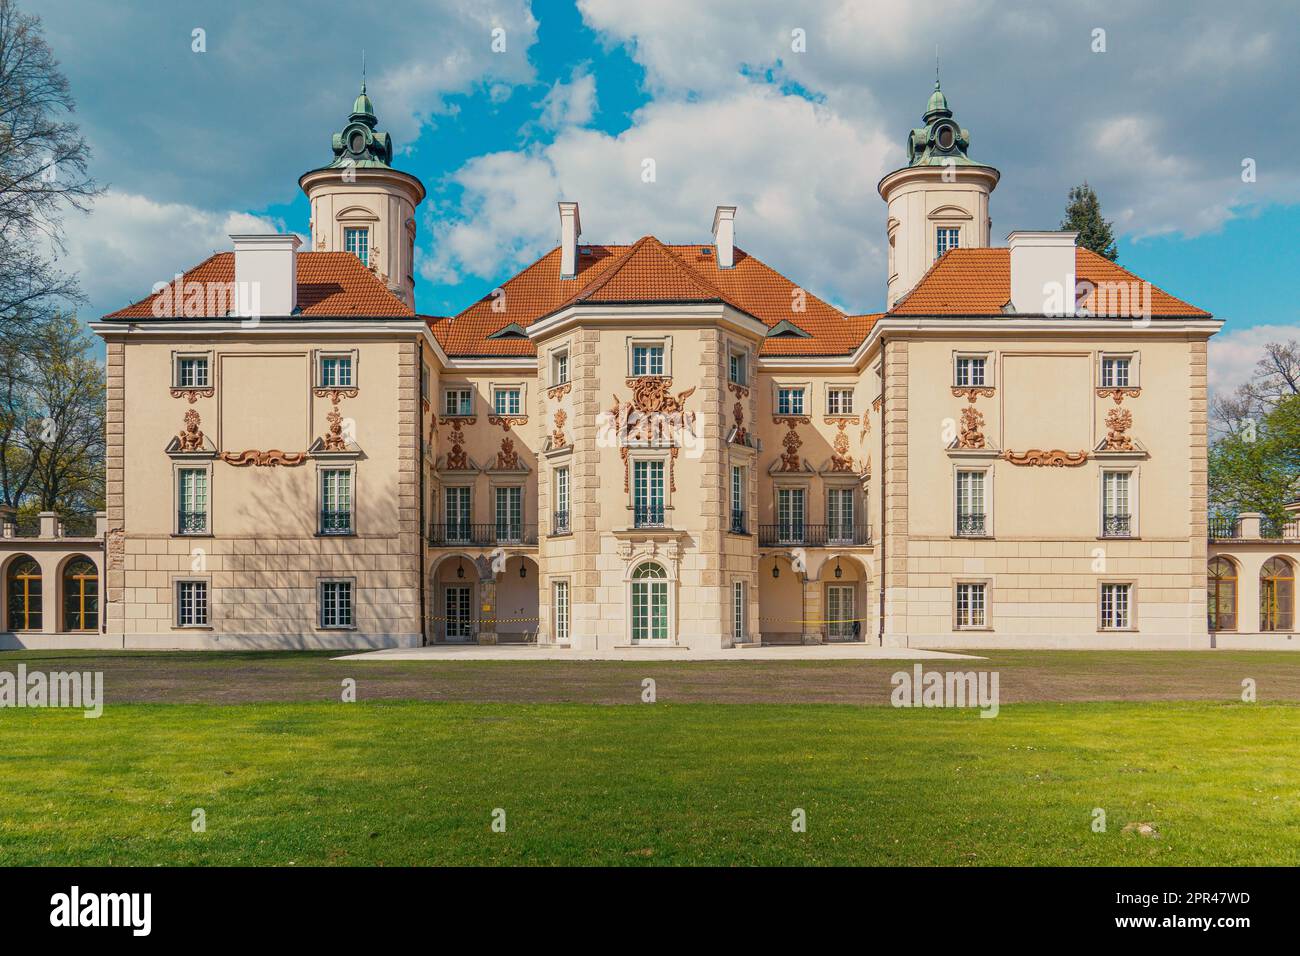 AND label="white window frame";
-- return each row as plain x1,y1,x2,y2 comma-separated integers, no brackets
172,352,211,389
420,361,431,403
728,347,749,387
442,386,474,417
319,578,356,629
316,350,357,389
175,464,211,536
627,337,671,378
953,465,993,538
318,465,355,535
954,580,990,630
776,387,806,417
1099,581,1136,631
493,386,523,416
732,580,747,643
444,485,473,541
1099,352,1140,389
552,579,571,643
826,386,855,416
493,484,525,541
550,347,570,387
935,225,960,259
1099,467,1138,538
553,466,570,534
628,561,674,644
174,578,210,628
344,226,369,266
775,484,808,544
953,352,992,388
